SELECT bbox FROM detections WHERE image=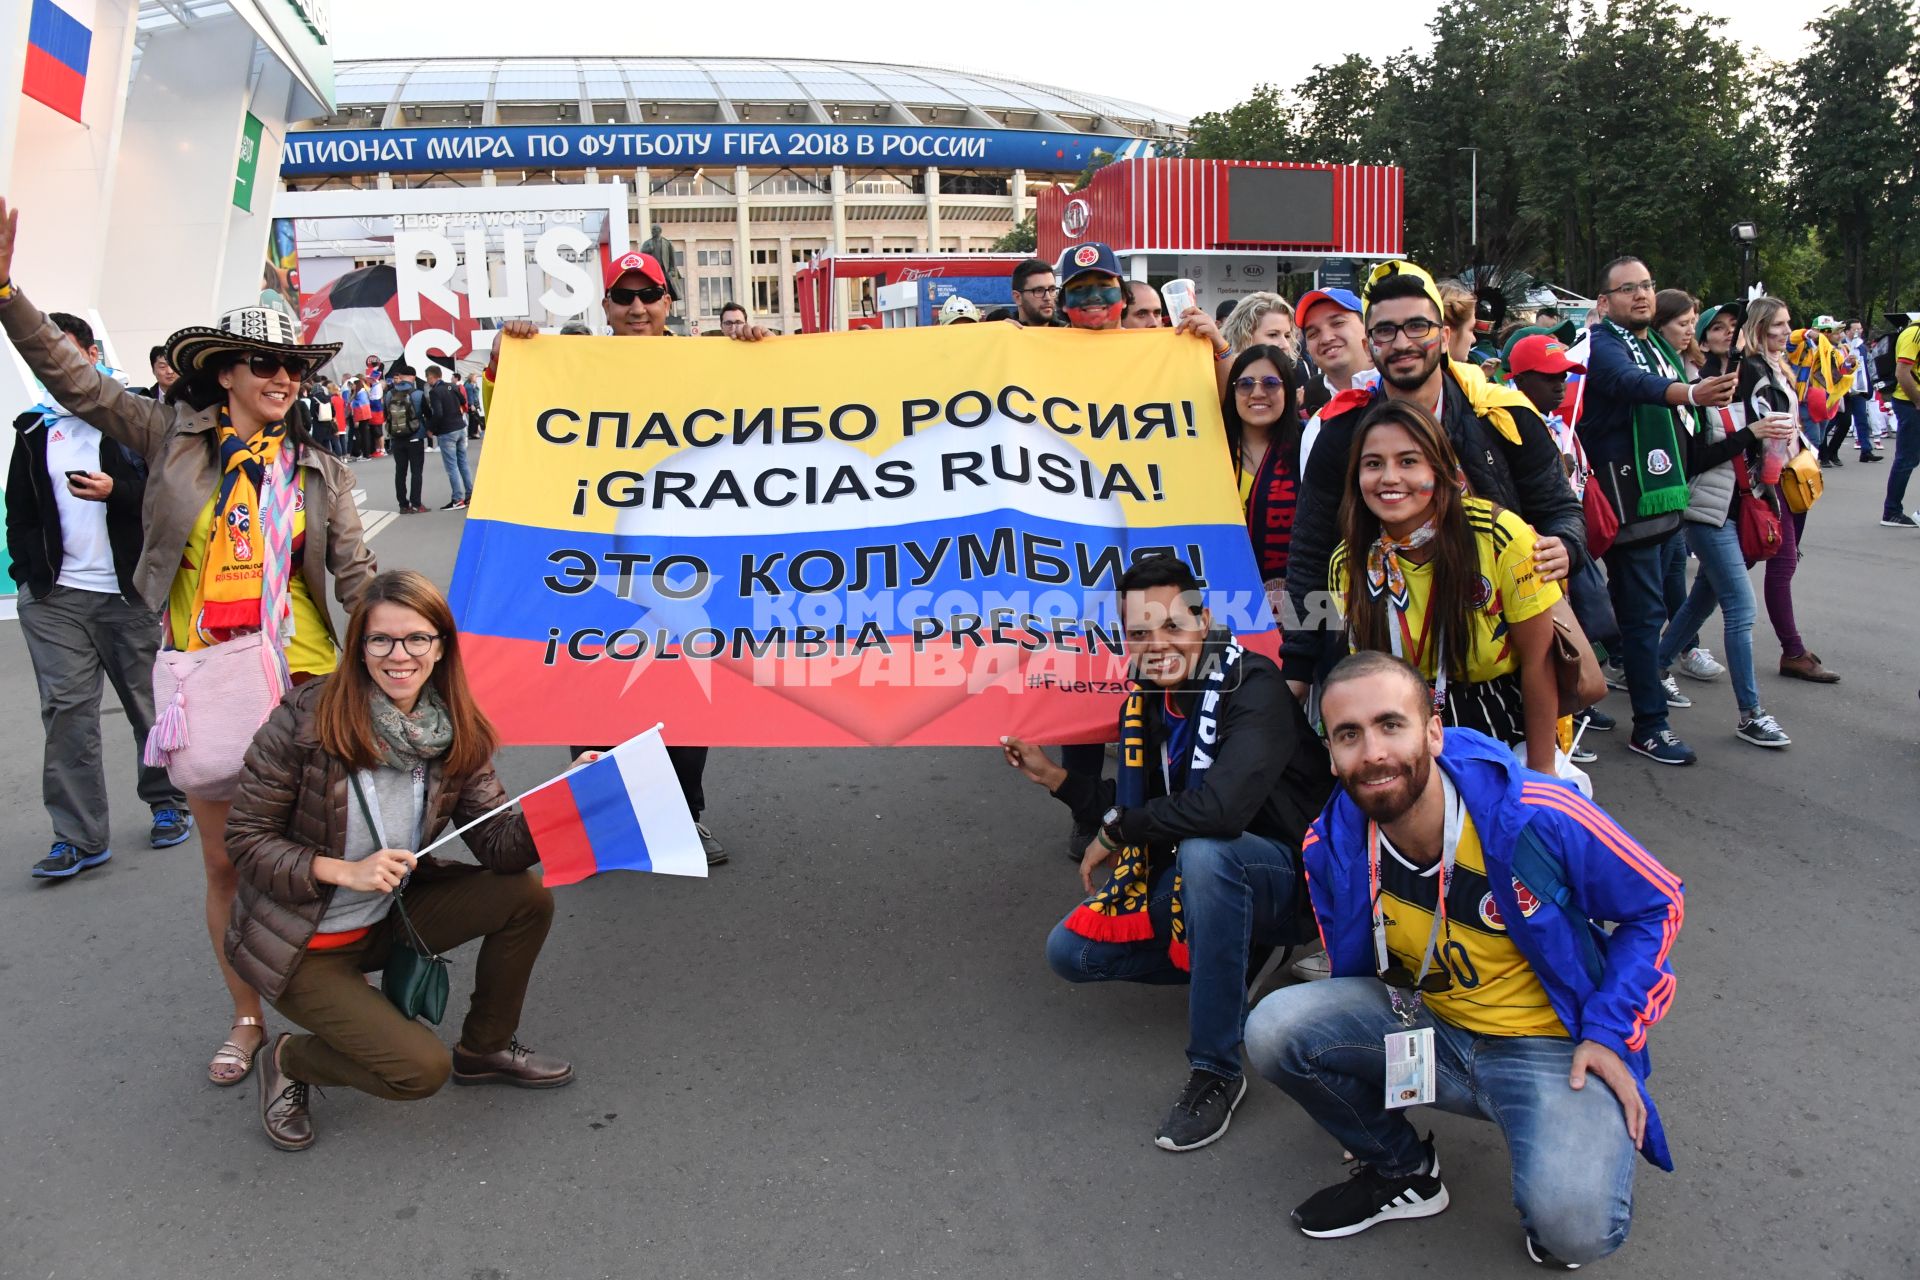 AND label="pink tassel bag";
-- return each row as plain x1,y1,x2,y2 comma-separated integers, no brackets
144,448,299,800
